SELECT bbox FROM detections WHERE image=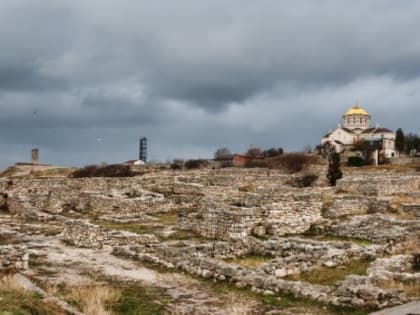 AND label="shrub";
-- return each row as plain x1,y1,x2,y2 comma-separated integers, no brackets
269,153,317,173
413,253,420,271
71,164,135,178
184,159,209,169
170,160,184,170
244,158,268,168
214,147,232,160
238,183,255,192
327,152,342,186
0,193,8,212
263,147,284,157
288,174,319,188
347,156,367,167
